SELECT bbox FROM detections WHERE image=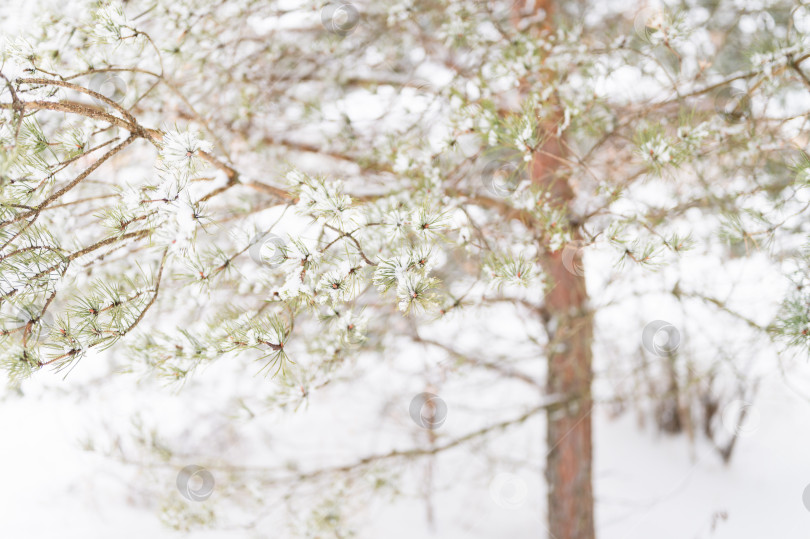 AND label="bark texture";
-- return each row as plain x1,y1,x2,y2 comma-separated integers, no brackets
514,1,597,537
